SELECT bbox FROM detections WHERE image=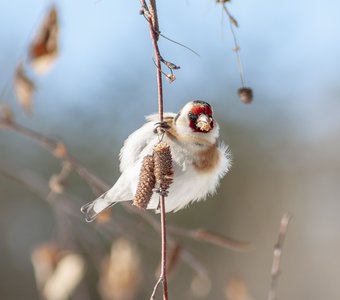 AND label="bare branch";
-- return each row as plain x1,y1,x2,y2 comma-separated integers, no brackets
168,226,251,252
268,213,292,300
